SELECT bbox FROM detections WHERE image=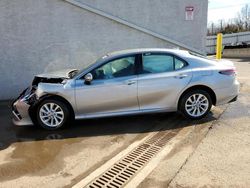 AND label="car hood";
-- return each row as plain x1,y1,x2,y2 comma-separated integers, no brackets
32,69,78,86
35,69,78,79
